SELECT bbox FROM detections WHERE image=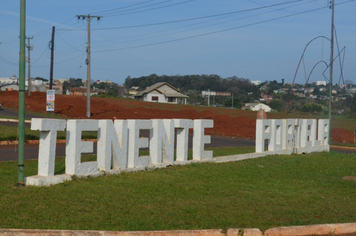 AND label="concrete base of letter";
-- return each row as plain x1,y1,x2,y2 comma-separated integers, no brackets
25,174,72,186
